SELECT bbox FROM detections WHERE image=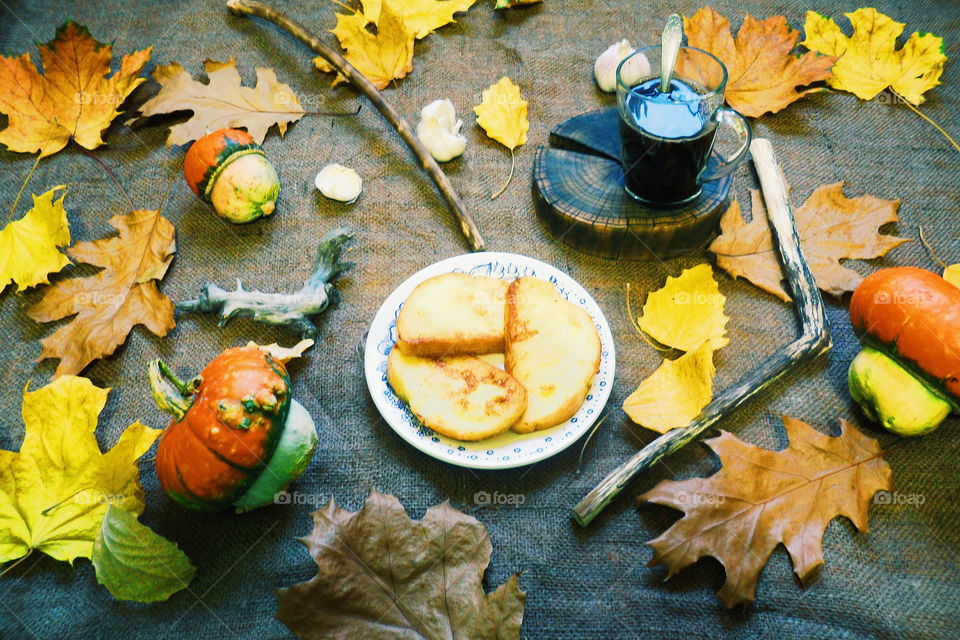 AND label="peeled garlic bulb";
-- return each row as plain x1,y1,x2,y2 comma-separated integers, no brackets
416,99,467,162
315,164,362,203
594,39,651,93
